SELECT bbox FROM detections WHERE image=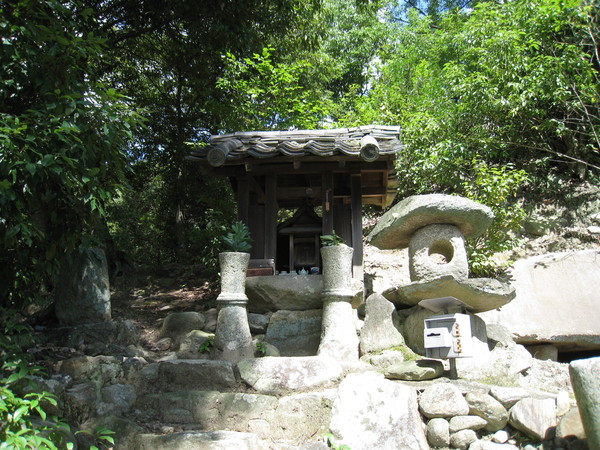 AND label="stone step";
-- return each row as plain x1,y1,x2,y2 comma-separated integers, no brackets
133,359,242,394
131,430,270,450
132,389,336,443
